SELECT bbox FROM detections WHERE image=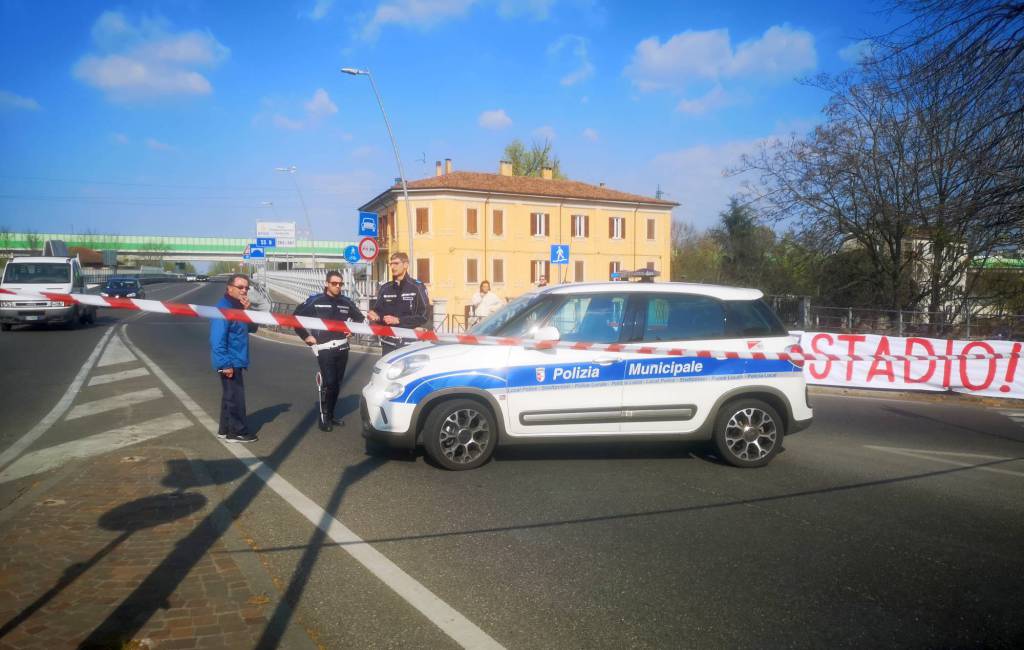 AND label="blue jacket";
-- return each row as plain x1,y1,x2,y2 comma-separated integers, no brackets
210,294,250,370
